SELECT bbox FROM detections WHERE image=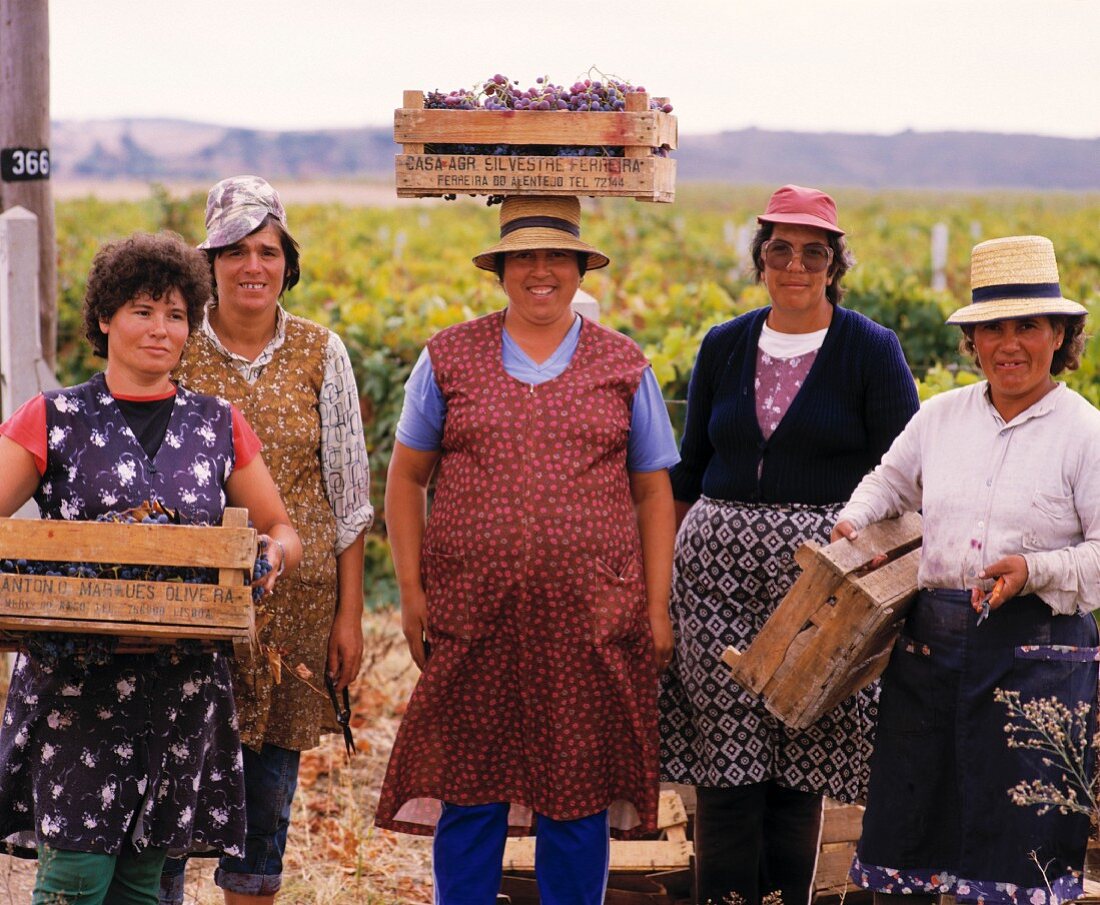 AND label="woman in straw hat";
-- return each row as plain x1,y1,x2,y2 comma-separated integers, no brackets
659,185,919,905
375,195,678,904
833,235,1099,905
160,176,373,905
